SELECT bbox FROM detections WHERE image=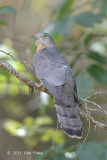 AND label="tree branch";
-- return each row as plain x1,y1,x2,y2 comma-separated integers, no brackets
0,59,53,97
0,50,107,131
84,100,107,129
